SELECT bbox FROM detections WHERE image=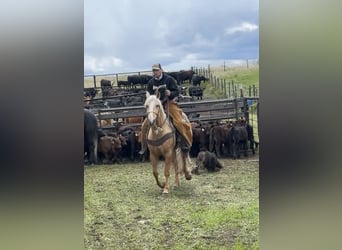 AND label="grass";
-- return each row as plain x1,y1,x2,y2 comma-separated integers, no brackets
84,155,259,249
210,66,259,88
